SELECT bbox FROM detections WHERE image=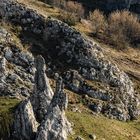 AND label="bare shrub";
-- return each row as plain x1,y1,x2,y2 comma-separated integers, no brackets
43,0,66,8
66,1,85,19
57,1,85,26
58,12,77,26
108,10,140,47
89,9,140,49
89,9,107,37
